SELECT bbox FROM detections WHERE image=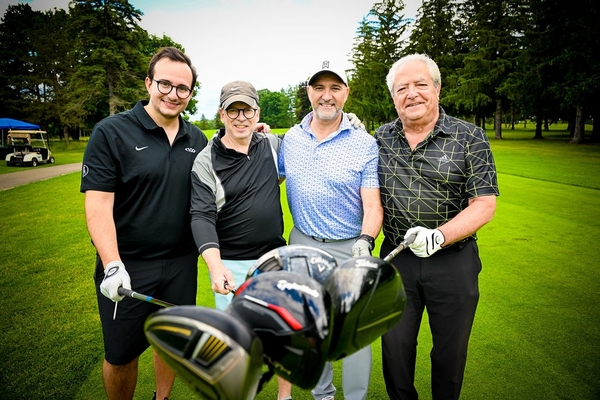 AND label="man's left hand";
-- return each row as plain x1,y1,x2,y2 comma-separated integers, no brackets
256,122,271,133
406,227,445,257
352,234,375,257
347,113,366,131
